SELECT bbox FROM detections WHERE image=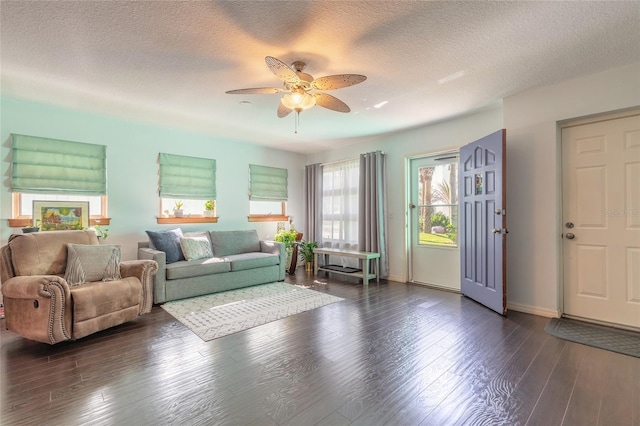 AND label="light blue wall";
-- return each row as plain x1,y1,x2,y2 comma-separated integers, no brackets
0,97,306,260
